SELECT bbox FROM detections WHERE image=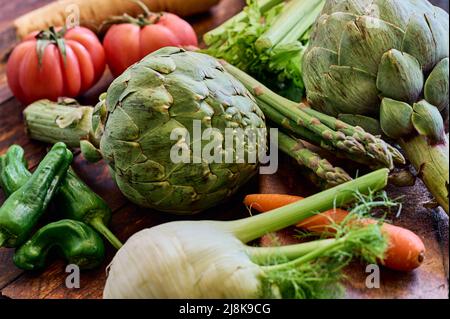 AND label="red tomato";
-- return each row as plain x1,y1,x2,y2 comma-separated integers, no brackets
103,13,198,77
7,27,106,104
